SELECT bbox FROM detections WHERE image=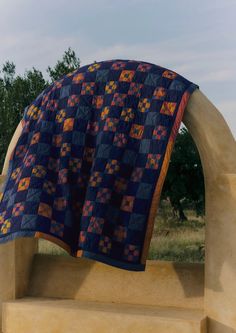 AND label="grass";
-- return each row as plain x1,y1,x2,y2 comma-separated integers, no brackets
38,200,205,263
38,239,69,257
148,201,205,263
